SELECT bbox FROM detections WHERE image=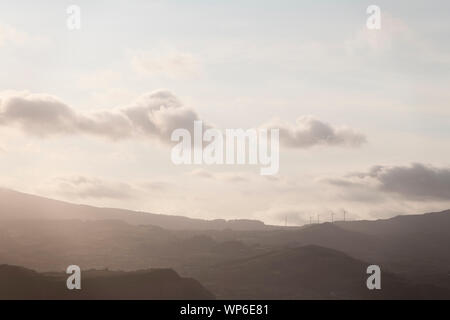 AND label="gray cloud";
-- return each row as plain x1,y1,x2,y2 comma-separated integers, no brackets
326,163,450,201
0,90,201,143
1,91,366,150
0,93,82,136
262,116,366,148
369,164,450,200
